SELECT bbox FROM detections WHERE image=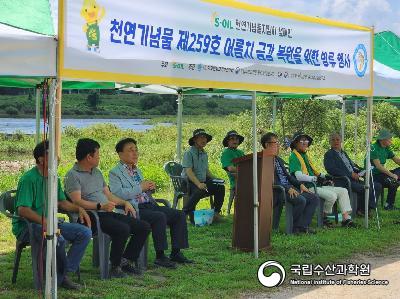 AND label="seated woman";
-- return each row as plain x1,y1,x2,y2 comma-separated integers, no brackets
289,132,356,228
109,138,194,269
